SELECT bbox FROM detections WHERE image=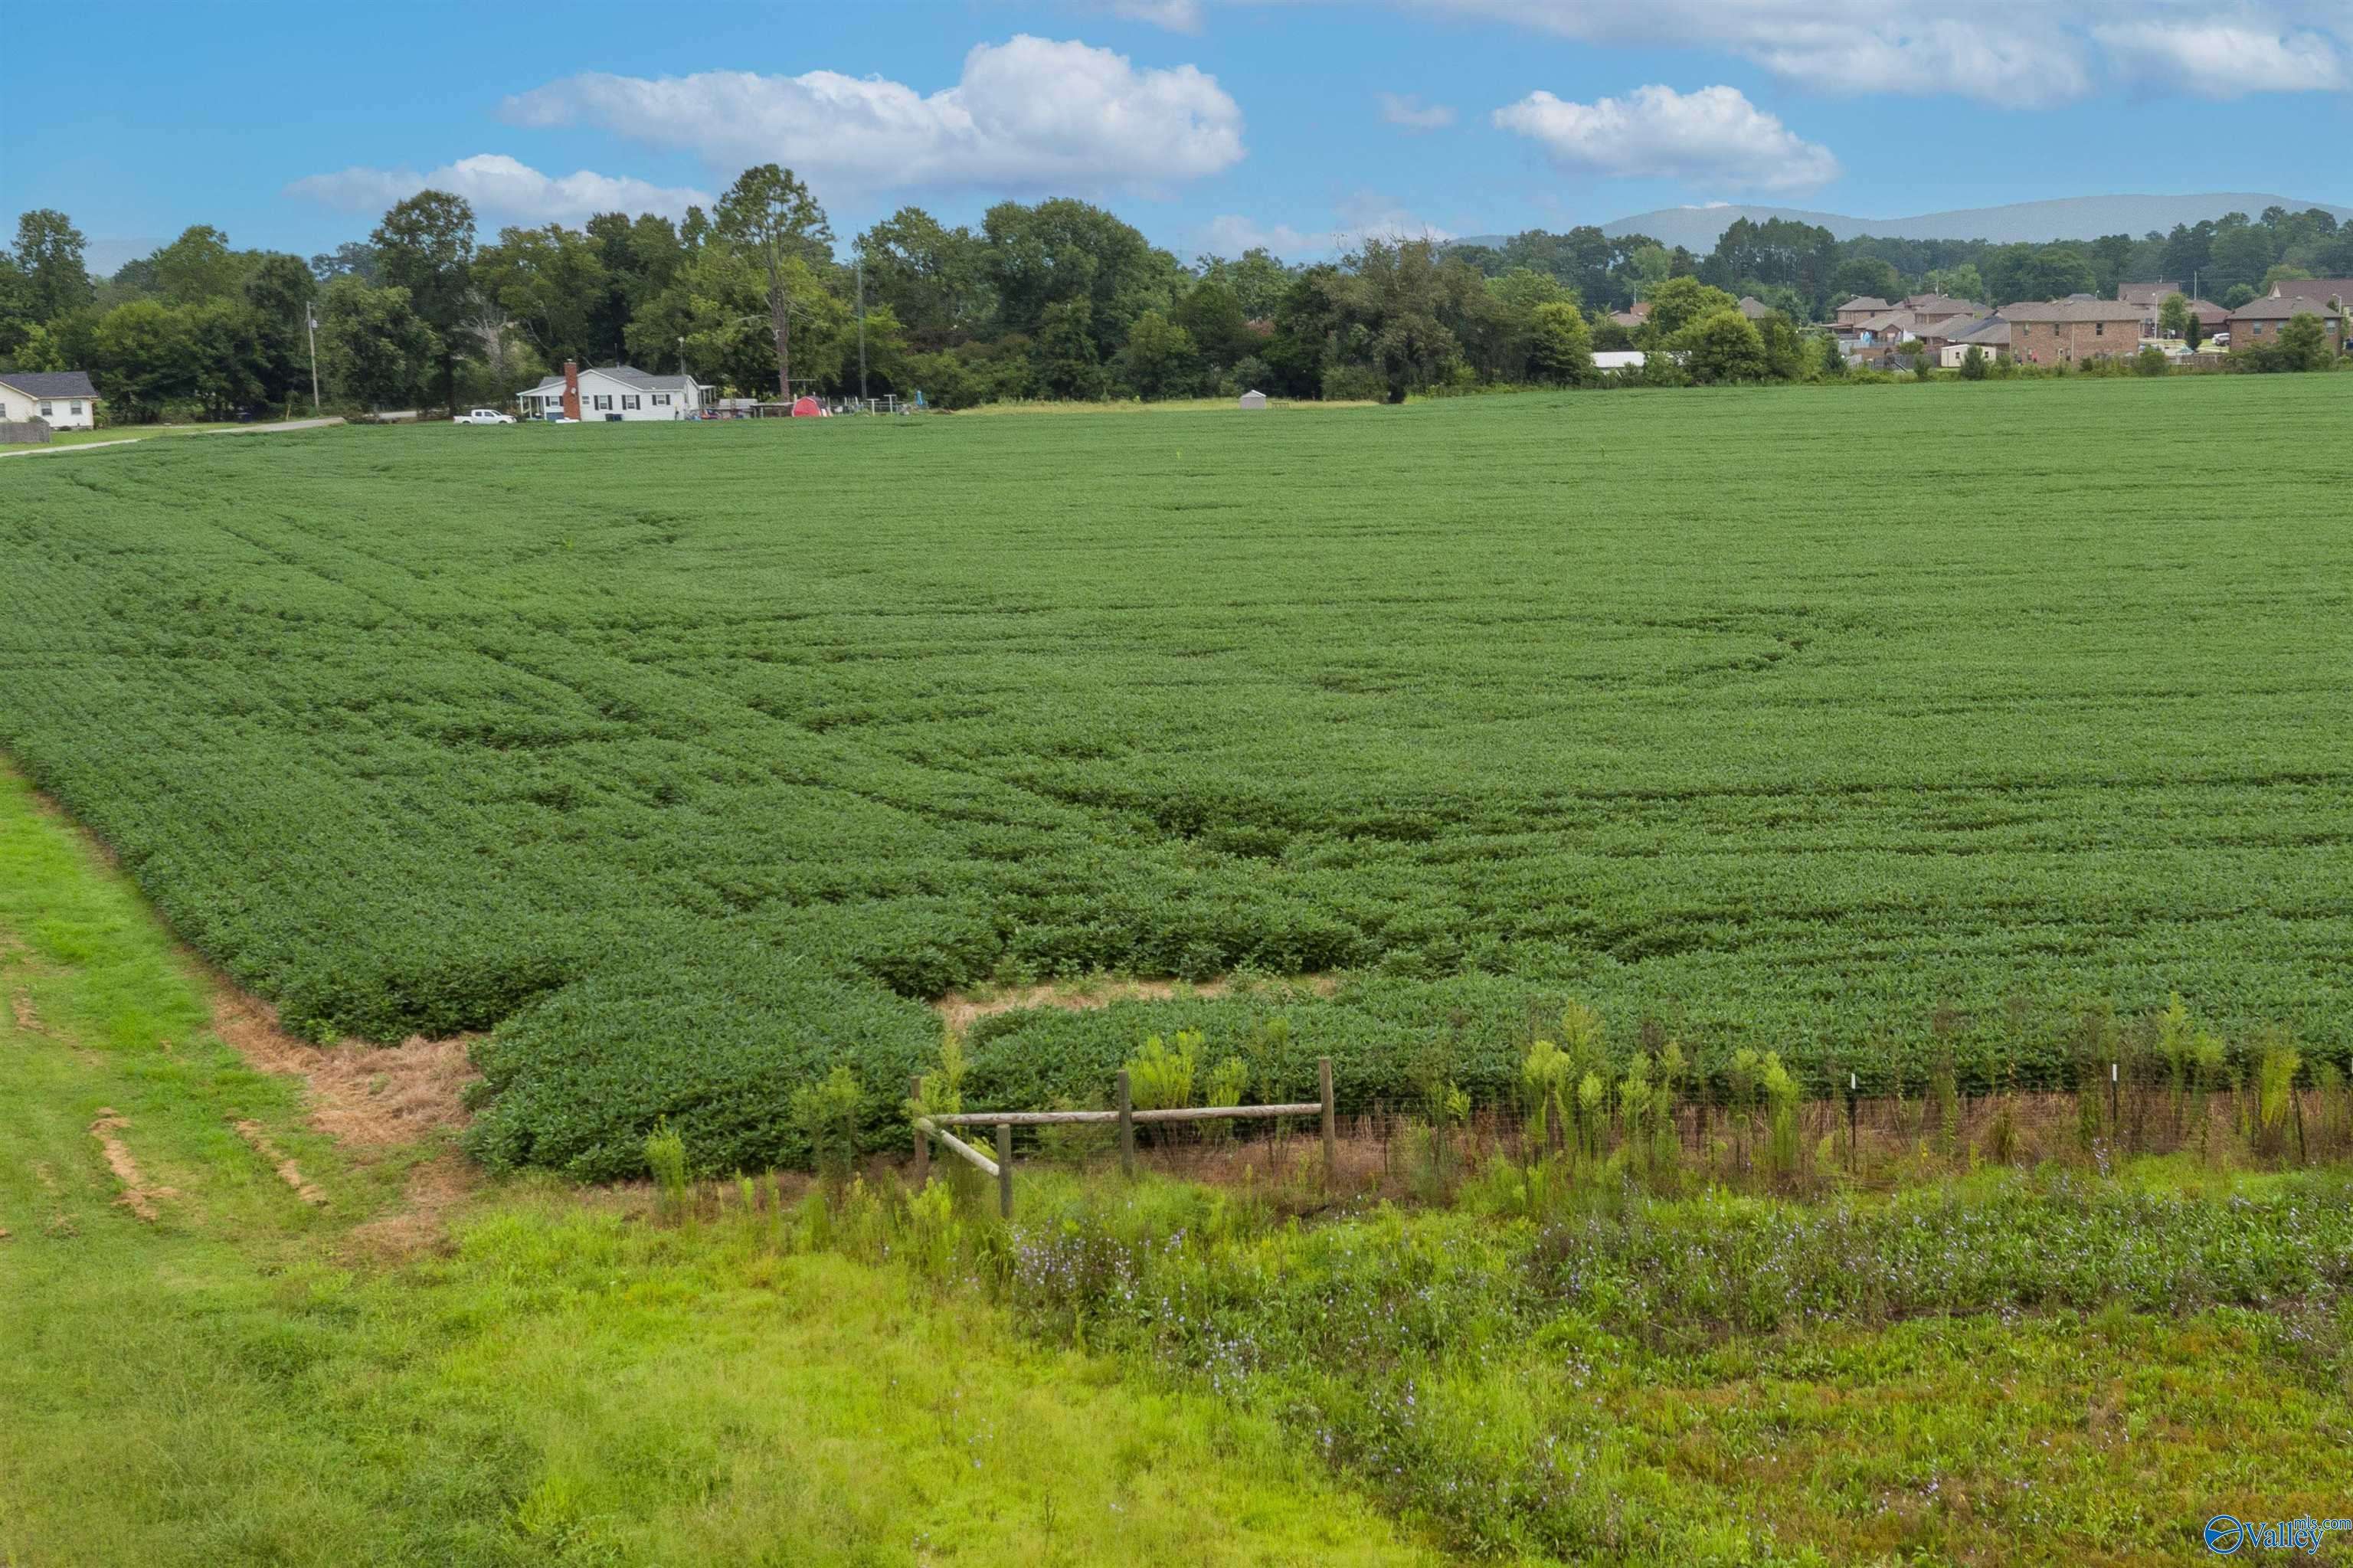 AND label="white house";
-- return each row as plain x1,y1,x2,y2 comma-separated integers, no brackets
0,370,99,430
518,364,707,421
